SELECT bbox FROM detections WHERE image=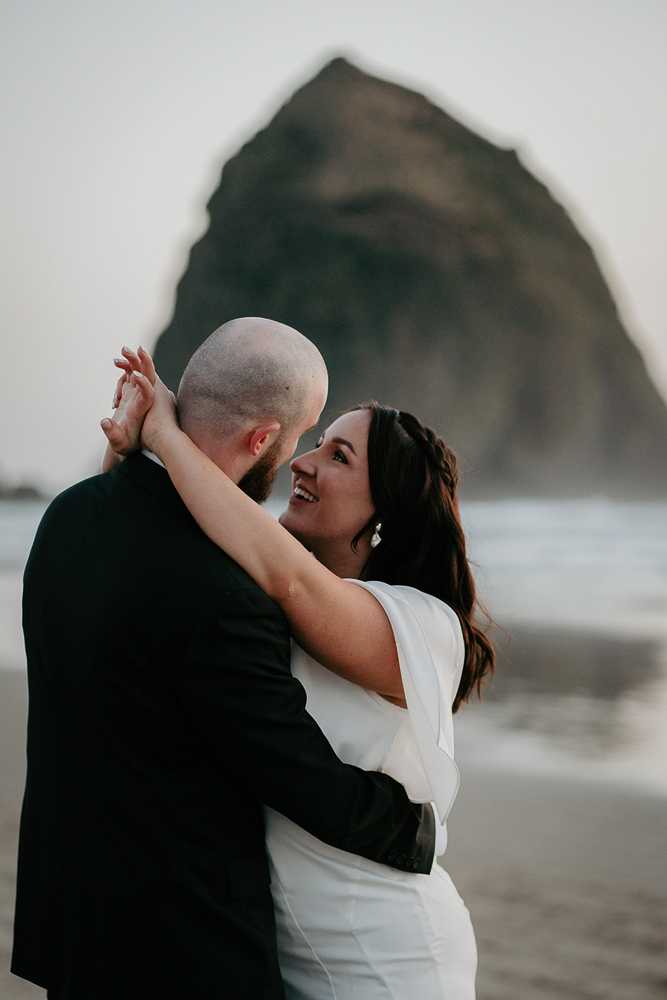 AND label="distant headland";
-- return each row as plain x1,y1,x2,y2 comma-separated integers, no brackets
0,481,46,502
153,57,667,498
